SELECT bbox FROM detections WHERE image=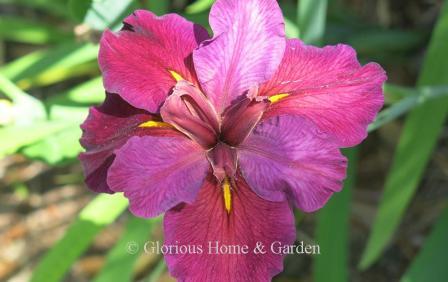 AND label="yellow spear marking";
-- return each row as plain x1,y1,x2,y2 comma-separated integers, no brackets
268,93,290,103
223,178,232,214
138,120,173,128
169,70,184,82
